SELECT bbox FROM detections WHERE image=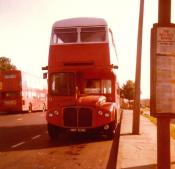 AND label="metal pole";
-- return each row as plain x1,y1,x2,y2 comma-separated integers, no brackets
158,0,171,25
157,0,171,168
157,117,171,169
132,0,144,134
